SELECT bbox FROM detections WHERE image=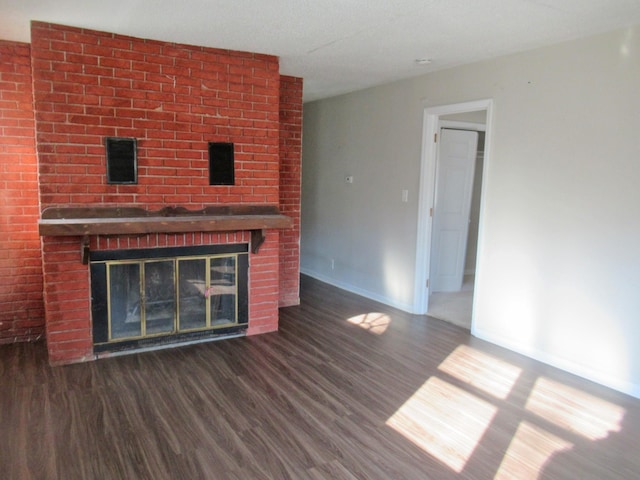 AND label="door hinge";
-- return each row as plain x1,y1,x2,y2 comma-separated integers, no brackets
429,207,433,217
434,133,437,143
426,279,430,288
